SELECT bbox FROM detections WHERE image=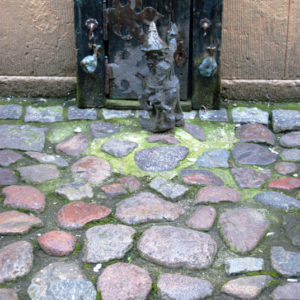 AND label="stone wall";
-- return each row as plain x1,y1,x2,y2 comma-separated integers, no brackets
0,0,299,101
